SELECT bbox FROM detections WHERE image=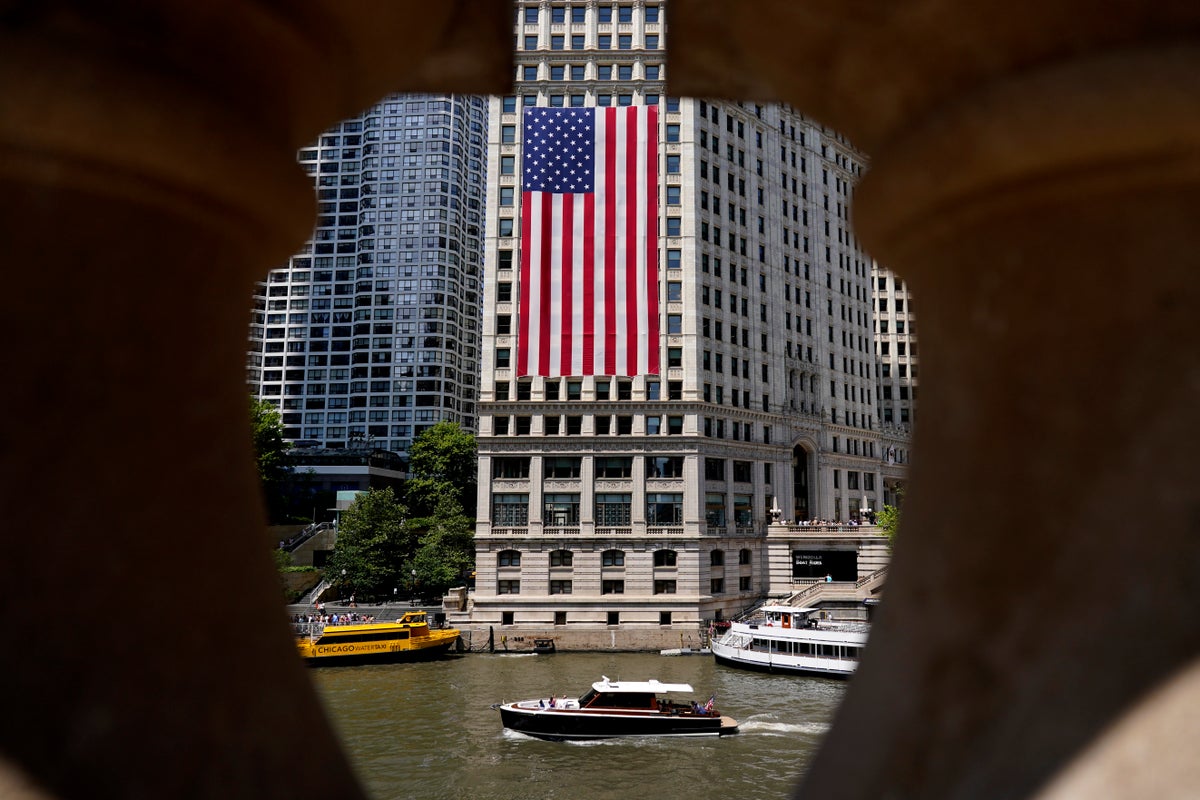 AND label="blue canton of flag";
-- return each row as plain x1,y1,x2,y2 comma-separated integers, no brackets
522,108,595,194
